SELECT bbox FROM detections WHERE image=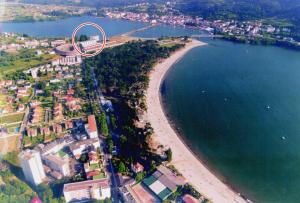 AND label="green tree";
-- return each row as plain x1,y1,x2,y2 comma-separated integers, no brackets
99,112,109,136
79,153,89,163
37,183,54,202
165,148,172,162
96,147,102,159
110,114,117,130
107,135,113,154
79,34,88,42
118,161,126,173
135,171,146,182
